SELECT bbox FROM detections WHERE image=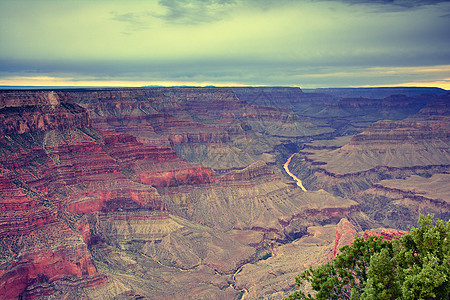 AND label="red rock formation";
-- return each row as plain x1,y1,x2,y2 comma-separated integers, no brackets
0,91,110,297
0,174,35,211
0,175,106,299
138,166,216,187
330,219,405,260
331,218,358,258
0,175,56,238
77,218,92,246
103,133,178,163
363,228,406,241
0,91,179,297
0,222,106,299
102,132,216,187
0,130,166,215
